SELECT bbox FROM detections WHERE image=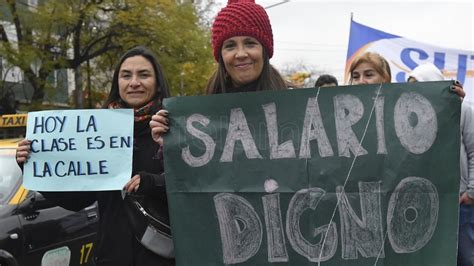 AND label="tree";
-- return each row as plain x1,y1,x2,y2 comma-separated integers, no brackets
101,0,216,96
0,0,215,109
279,60,333,88
0,61,19,114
